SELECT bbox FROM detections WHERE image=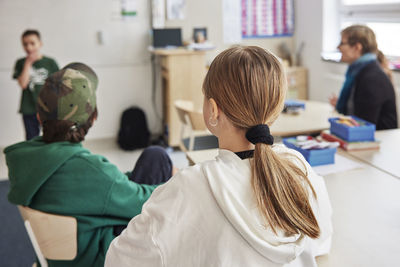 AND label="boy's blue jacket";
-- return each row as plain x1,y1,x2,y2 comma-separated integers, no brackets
4,136,156,267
